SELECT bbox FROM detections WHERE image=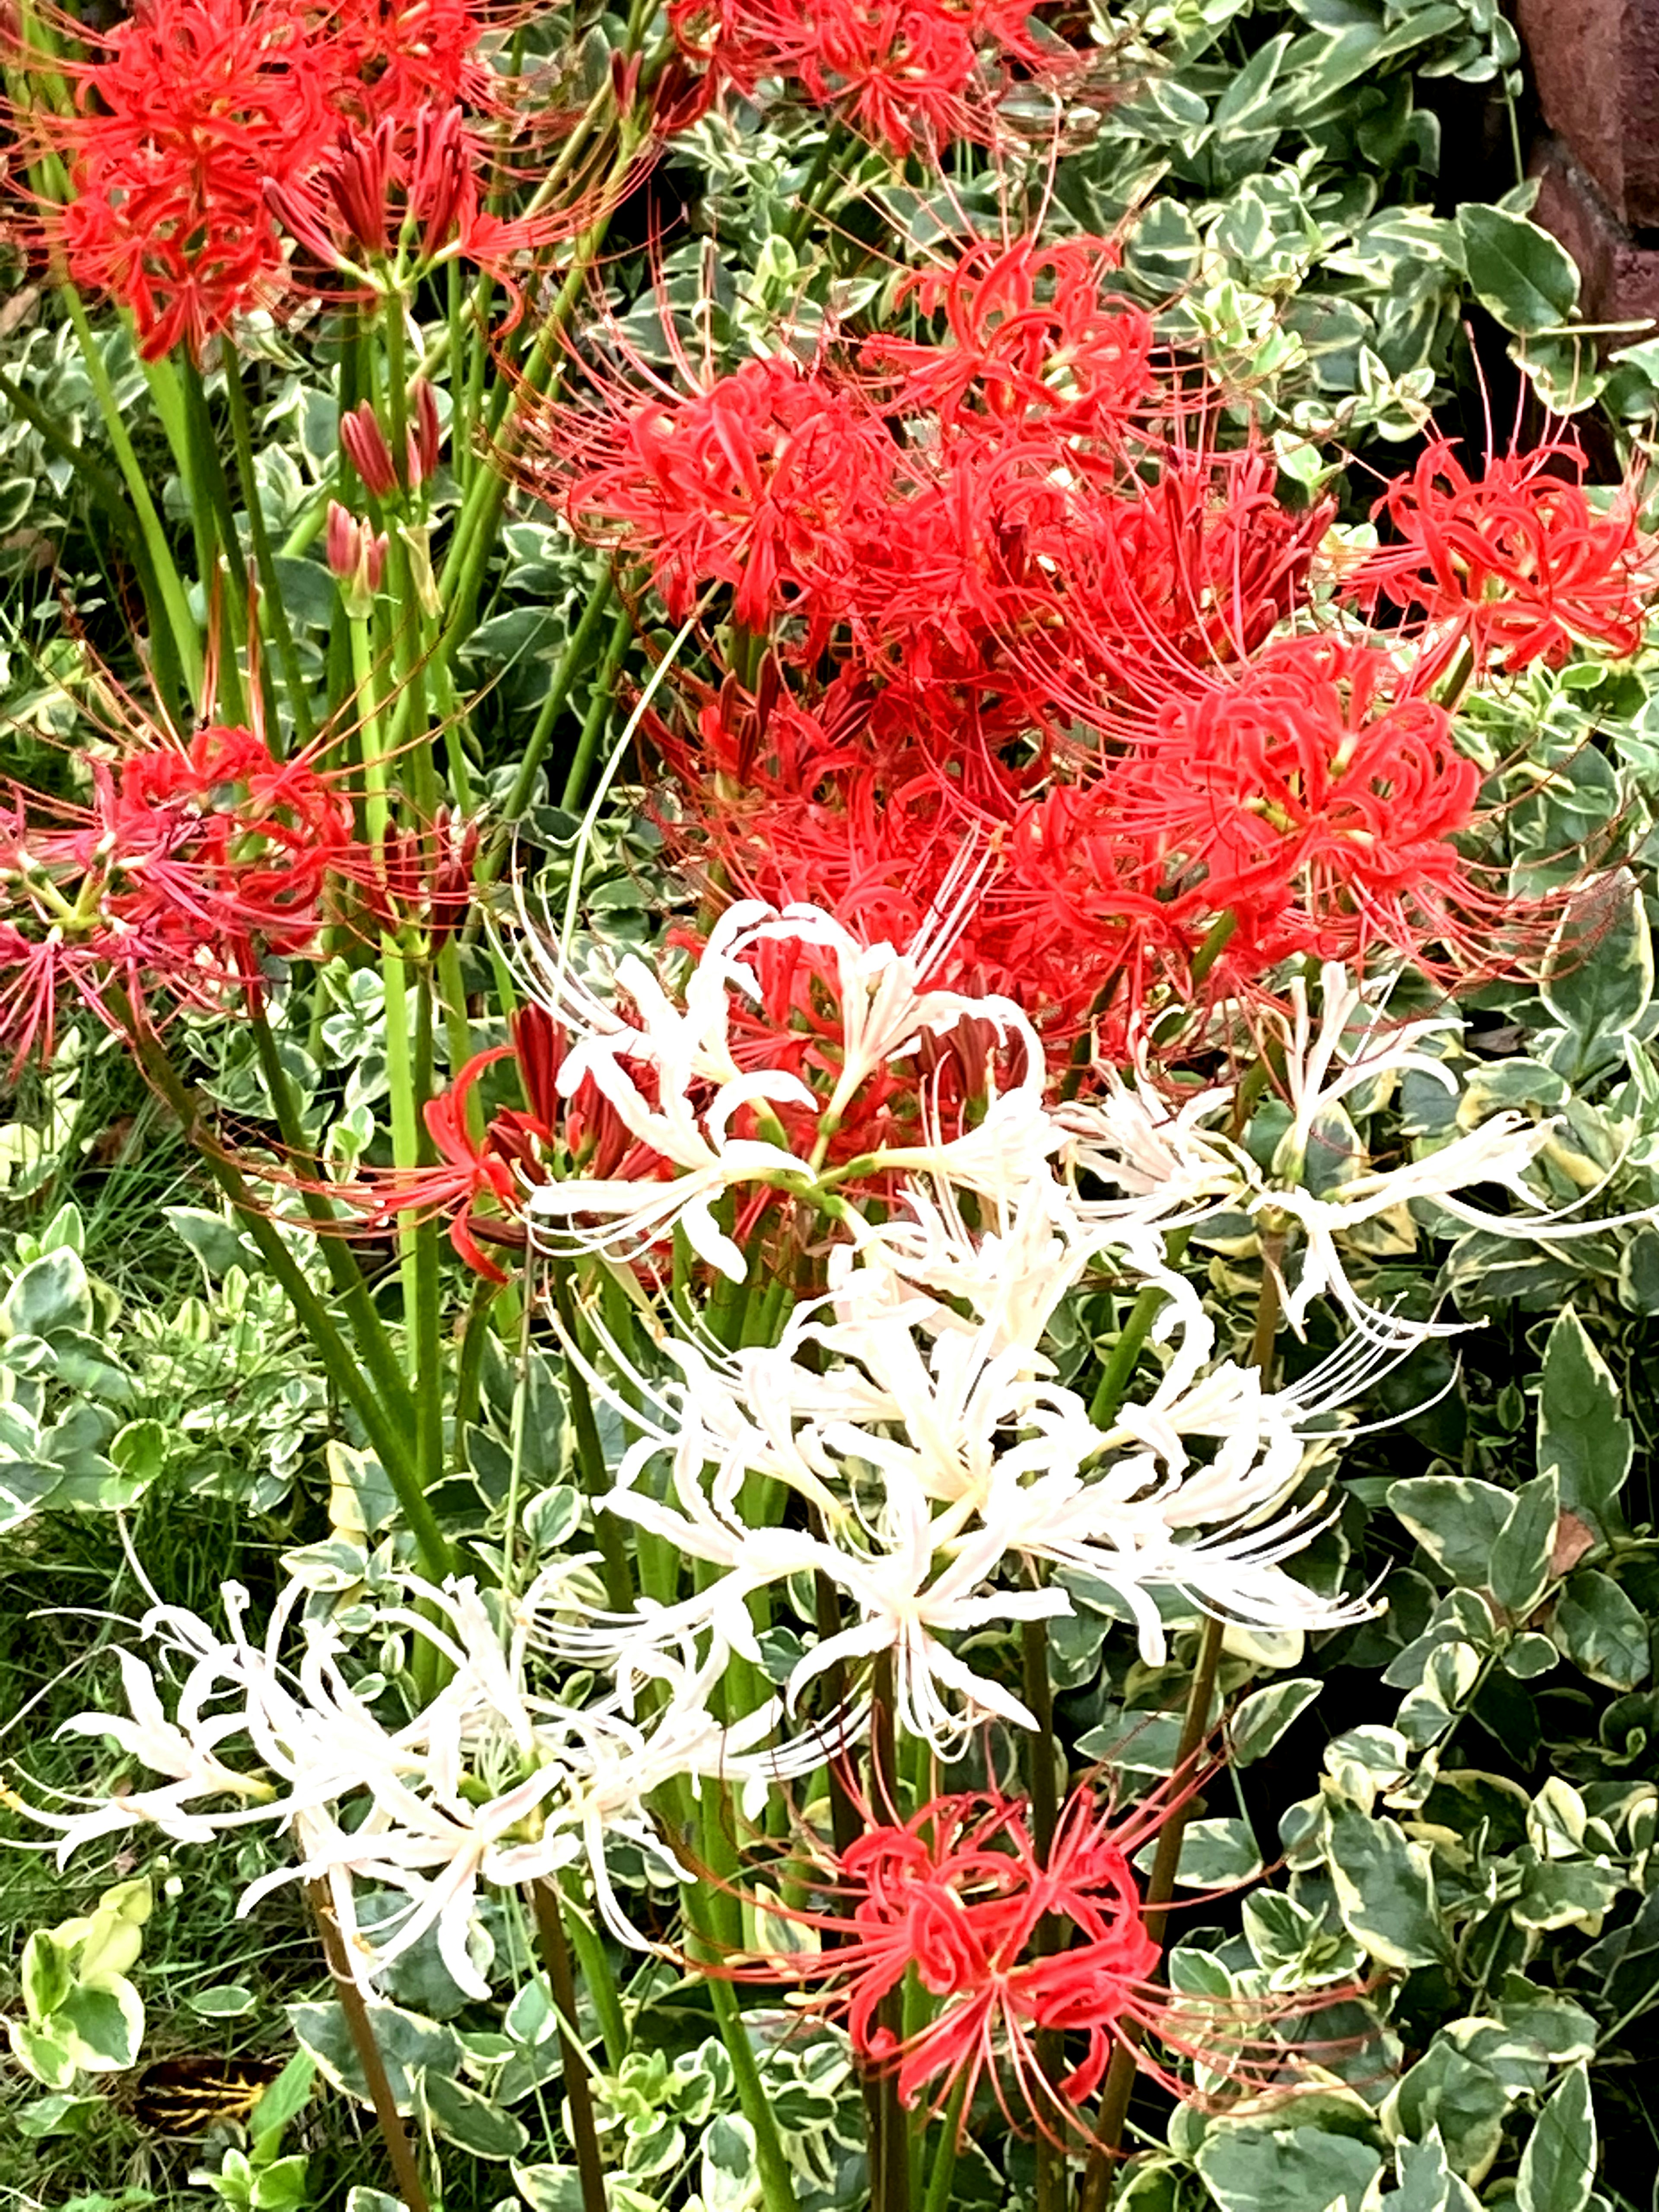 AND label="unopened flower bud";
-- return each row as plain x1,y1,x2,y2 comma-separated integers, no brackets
327,500,387,618
340,401,399,499
409,377,442,488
